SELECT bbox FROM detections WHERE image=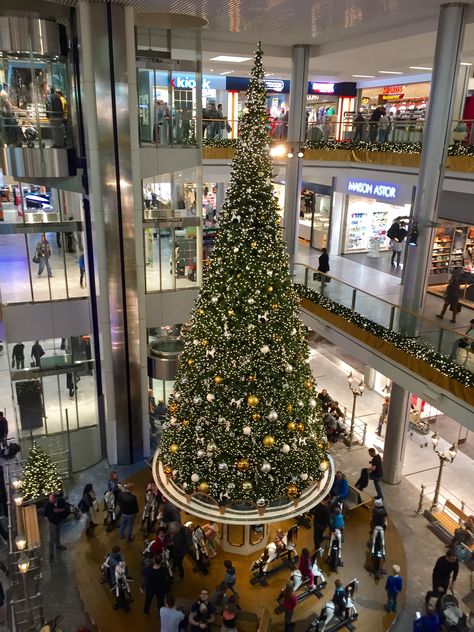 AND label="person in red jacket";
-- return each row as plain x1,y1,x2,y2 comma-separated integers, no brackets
149,527,170,555
298,547,314,588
